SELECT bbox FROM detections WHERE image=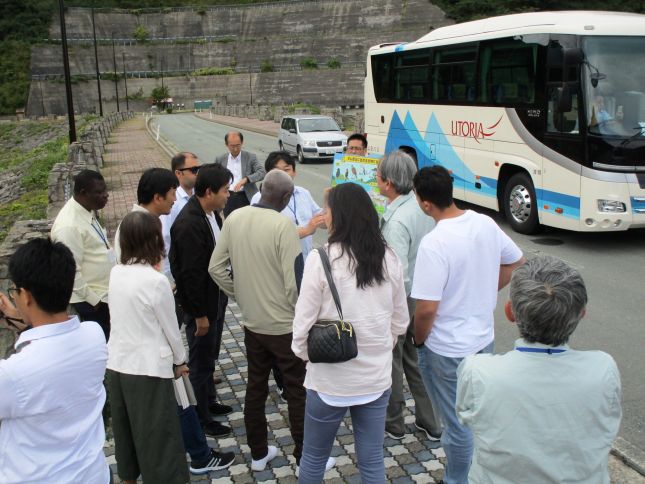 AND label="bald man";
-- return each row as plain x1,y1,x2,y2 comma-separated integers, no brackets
209,170,306,471
214,131,266,217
